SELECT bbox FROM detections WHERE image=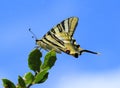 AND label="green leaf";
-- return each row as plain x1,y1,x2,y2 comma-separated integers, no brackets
41,50,57,70
33,70,49,84
18,76,26,88
2,79,16,88
28,49,42,72
24,72,34,85
38,72,49,83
